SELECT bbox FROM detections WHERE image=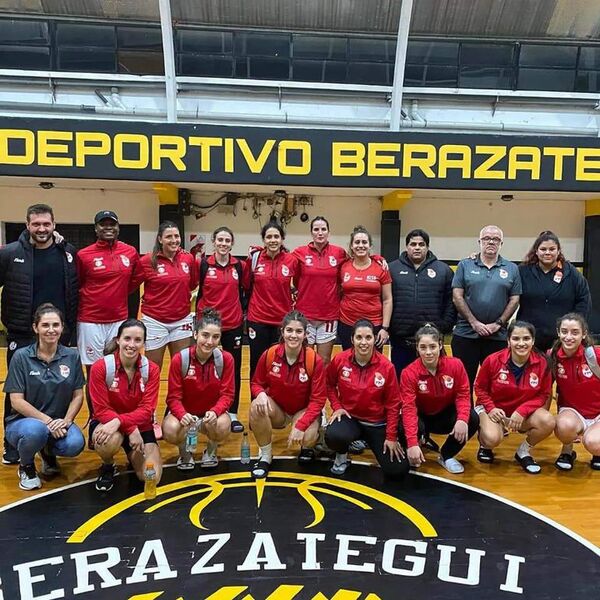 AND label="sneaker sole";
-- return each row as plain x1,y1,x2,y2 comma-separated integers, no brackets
19,481,42,491
95,482,114,492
